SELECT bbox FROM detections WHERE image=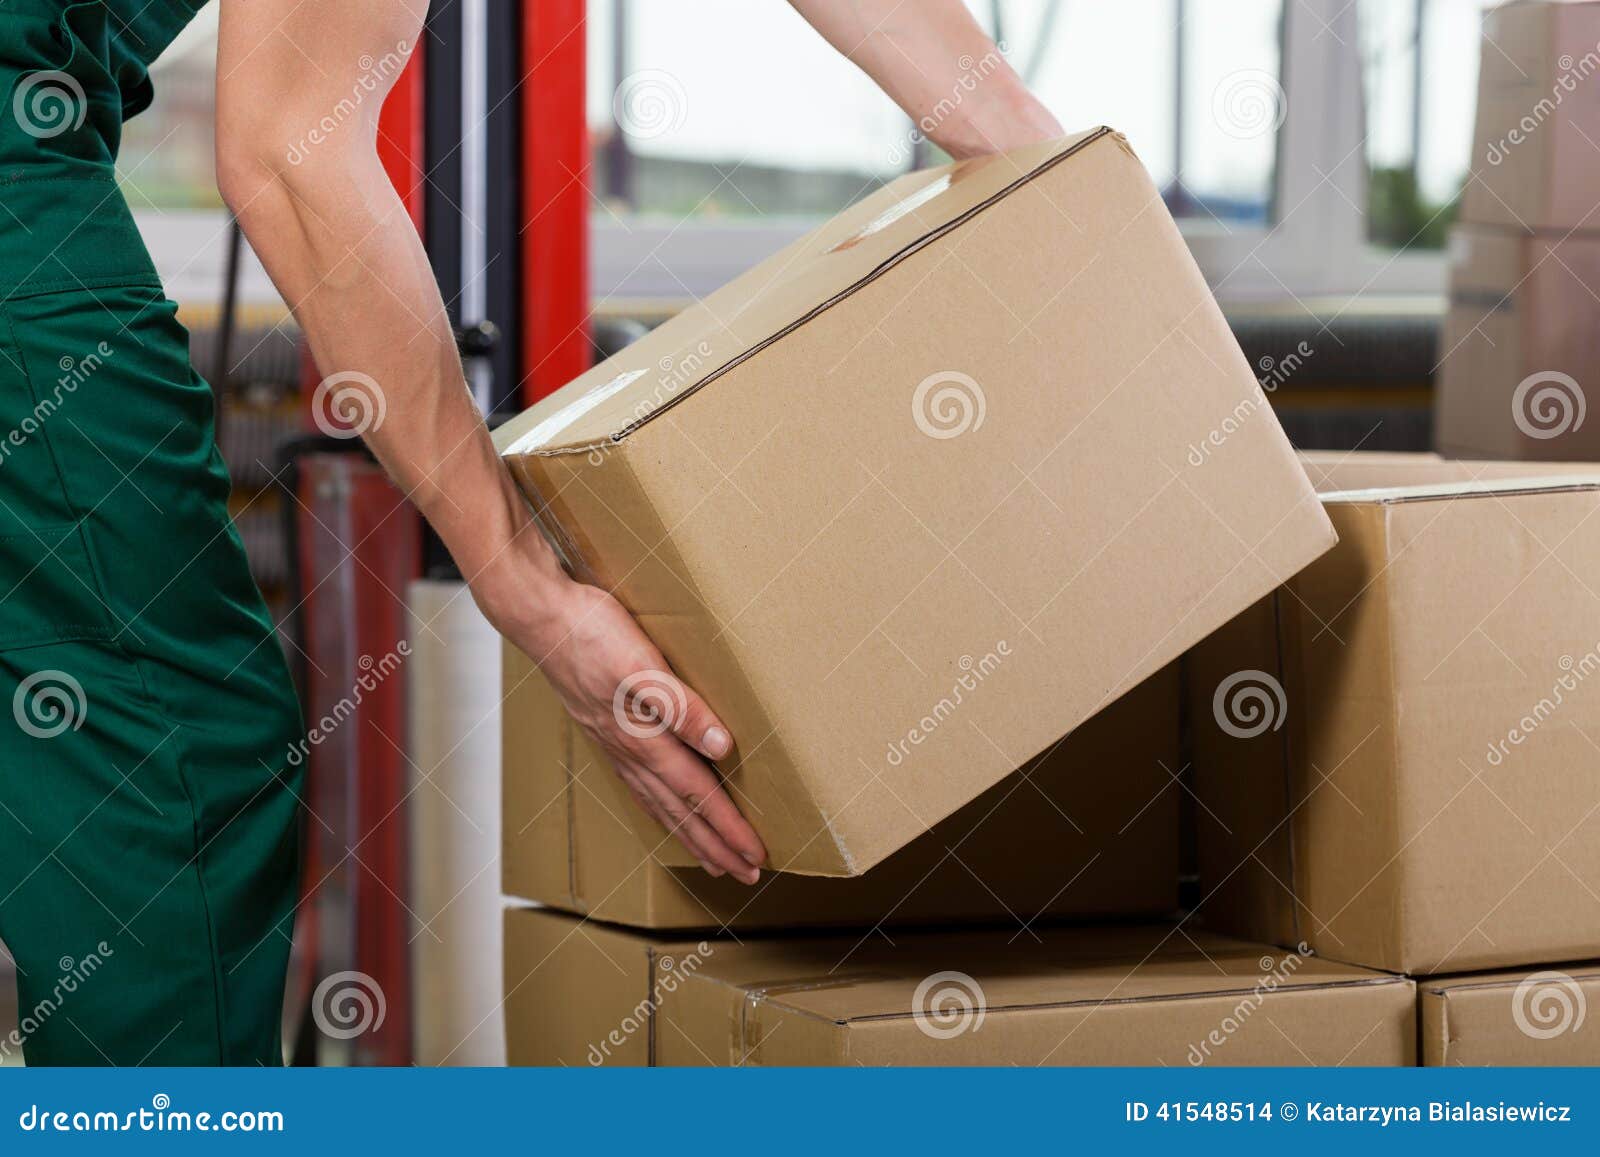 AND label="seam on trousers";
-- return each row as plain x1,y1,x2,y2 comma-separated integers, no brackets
1,300,231,1064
